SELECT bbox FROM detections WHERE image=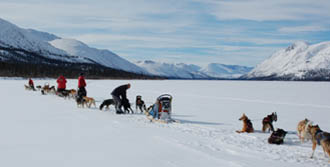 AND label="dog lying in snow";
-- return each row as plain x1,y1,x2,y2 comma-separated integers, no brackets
99,99,115,111
297,118,313,143
268,128,287,145
309,124,330,160
236,113,254,133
